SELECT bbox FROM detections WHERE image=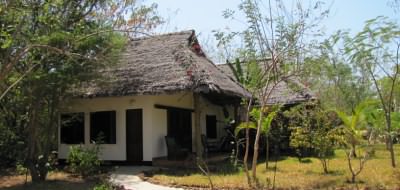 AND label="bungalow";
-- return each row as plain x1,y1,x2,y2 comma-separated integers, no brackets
217,63,316,106
58,30,251,164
